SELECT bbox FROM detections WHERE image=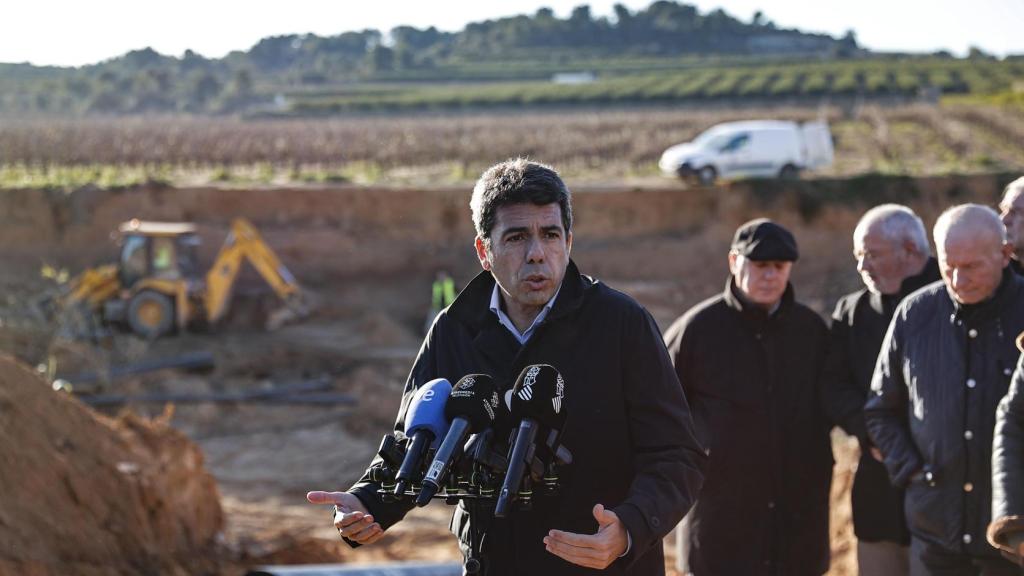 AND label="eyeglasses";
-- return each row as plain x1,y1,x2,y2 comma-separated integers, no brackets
853,248,895,262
